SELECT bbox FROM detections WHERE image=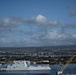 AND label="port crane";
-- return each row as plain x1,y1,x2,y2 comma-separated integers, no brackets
57,55,75,75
